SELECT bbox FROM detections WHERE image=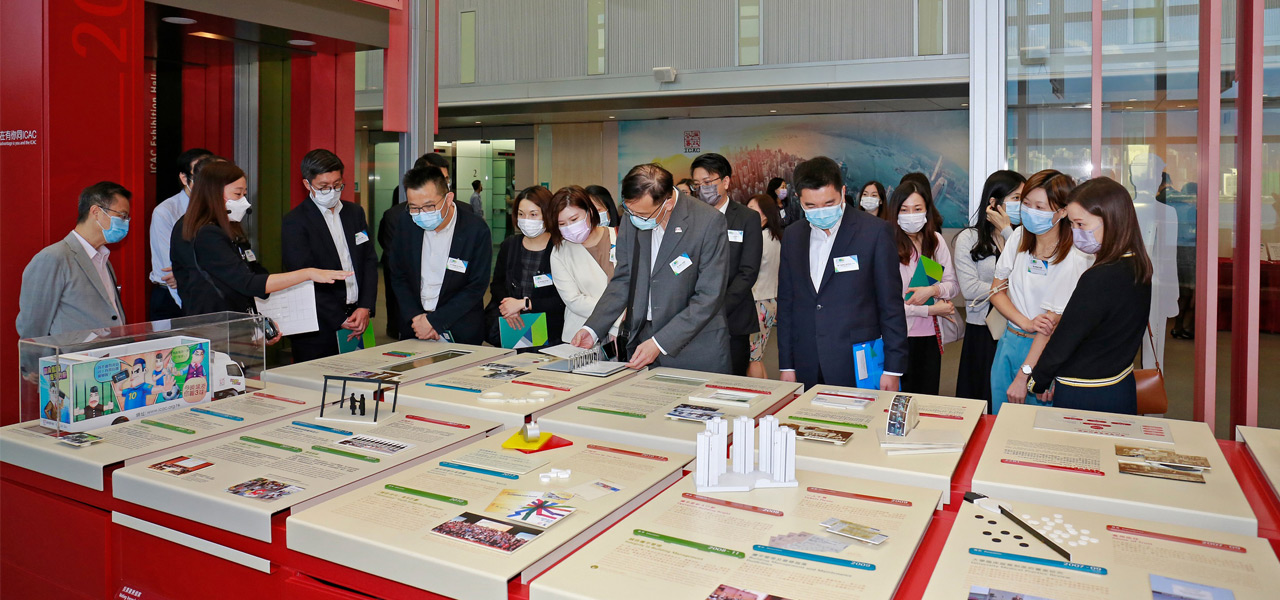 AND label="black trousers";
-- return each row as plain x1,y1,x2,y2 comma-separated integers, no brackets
728,334,750,376
290,305,359,364
383,263,401,340
955,322,999,407
148,284,184,321
901,335,942,395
